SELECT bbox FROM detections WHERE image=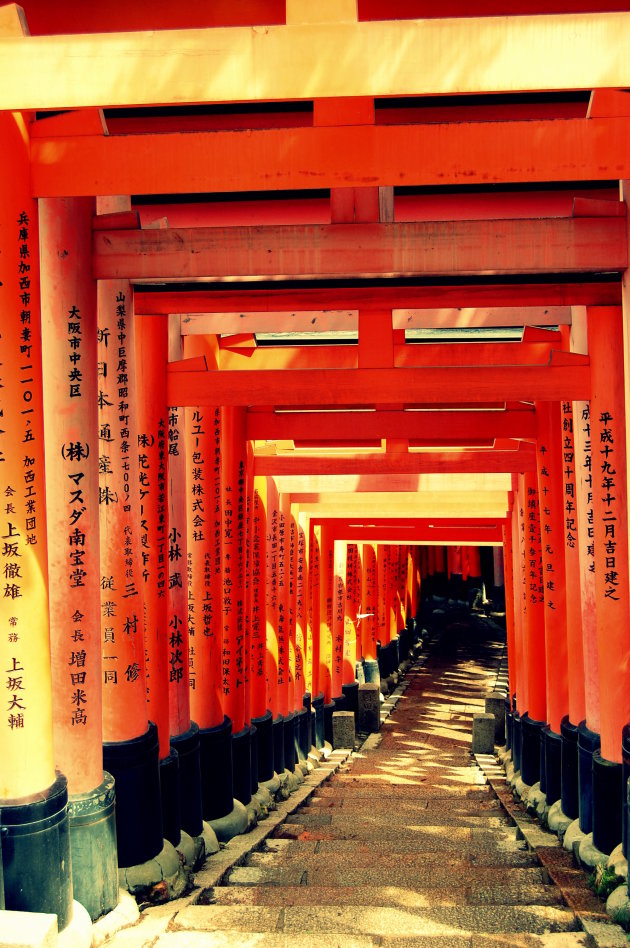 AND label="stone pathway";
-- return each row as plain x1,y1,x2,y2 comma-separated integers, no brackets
106,611,591,946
